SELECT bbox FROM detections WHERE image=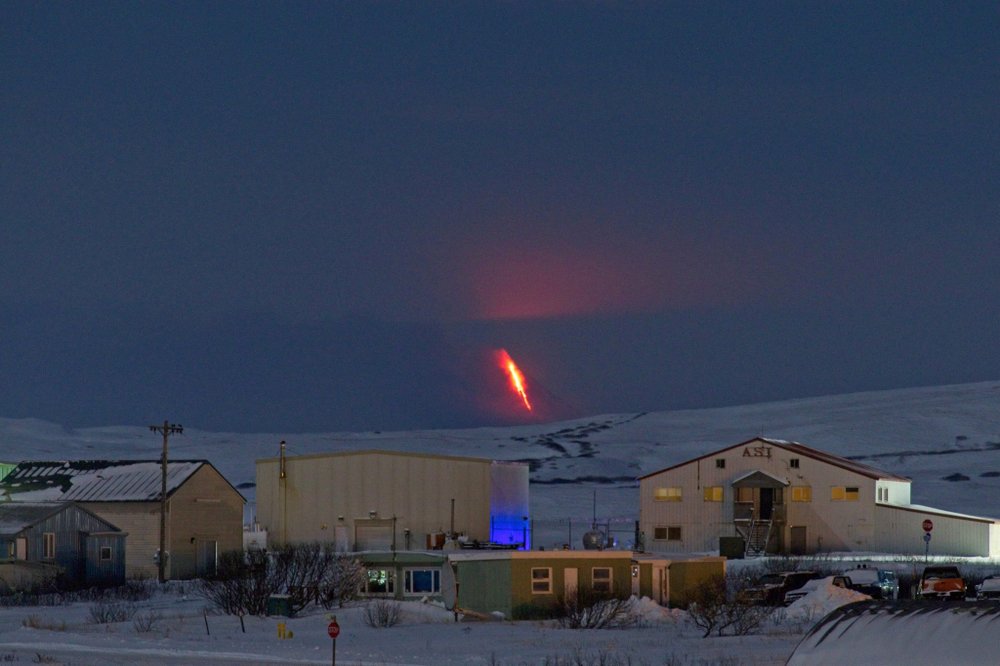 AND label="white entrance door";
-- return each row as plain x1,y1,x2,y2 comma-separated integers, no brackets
564,567,578,603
